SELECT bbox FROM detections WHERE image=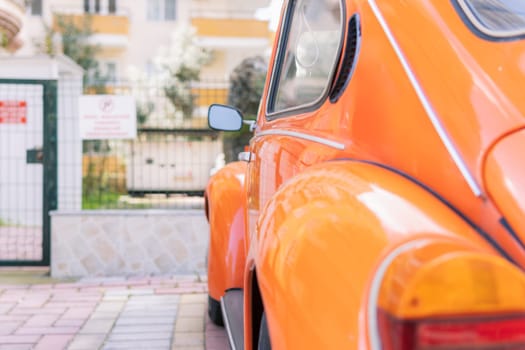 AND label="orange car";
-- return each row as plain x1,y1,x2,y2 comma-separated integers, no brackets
205,0,525,349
